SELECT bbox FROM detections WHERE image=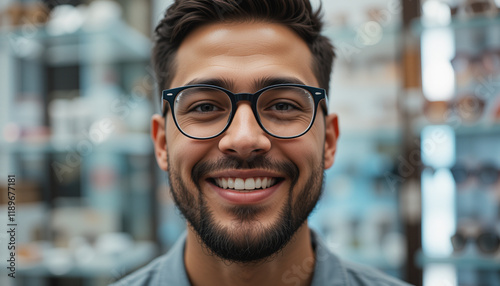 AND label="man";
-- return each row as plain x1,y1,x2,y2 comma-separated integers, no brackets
112,0,412,285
